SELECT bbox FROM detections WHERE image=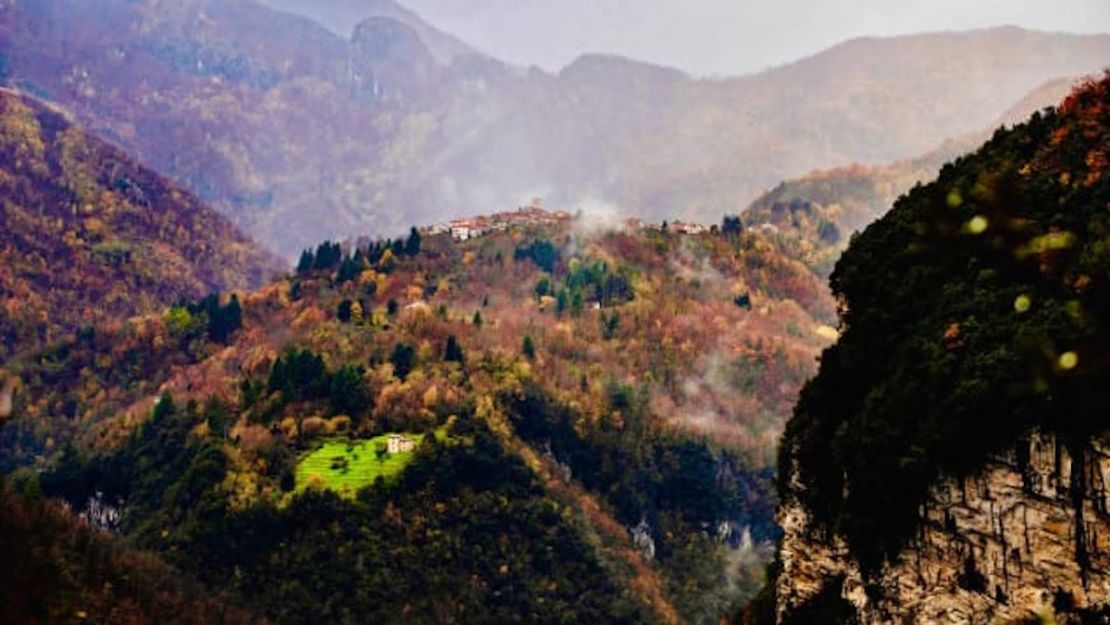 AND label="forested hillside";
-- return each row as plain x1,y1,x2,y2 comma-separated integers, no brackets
0,90,280,362
1,217,838,624
0,476,263,625
758,72,1110,624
